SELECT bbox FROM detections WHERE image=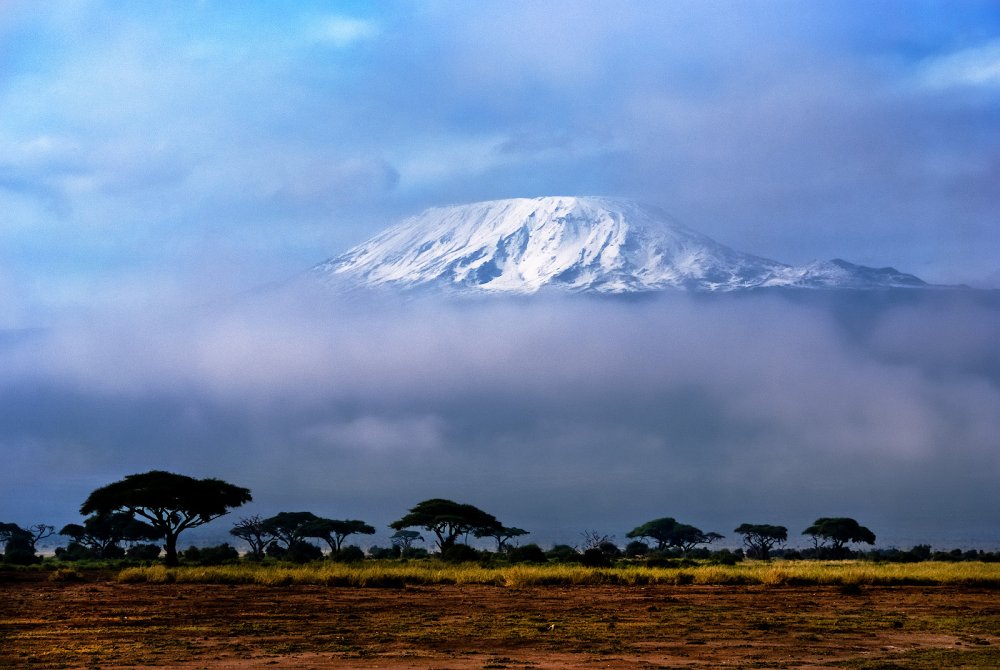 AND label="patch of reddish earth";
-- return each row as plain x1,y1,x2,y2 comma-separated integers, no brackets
2,572,998,669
